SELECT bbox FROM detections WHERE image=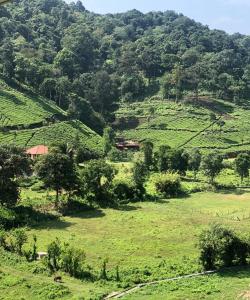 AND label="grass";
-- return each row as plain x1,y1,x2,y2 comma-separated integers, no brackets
115,98,250,154
124,268,250,299
1,179,250,299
